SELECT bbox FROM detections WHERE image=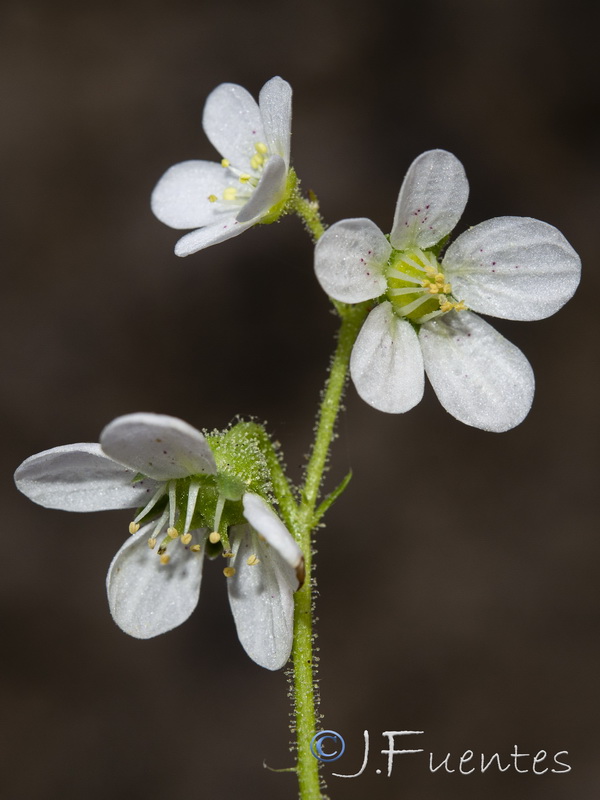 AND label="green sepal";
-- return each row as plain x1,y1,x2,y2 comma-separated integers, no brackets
216,473,246,501
207,422,273,502
260,168,298,225
430,233,451,259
